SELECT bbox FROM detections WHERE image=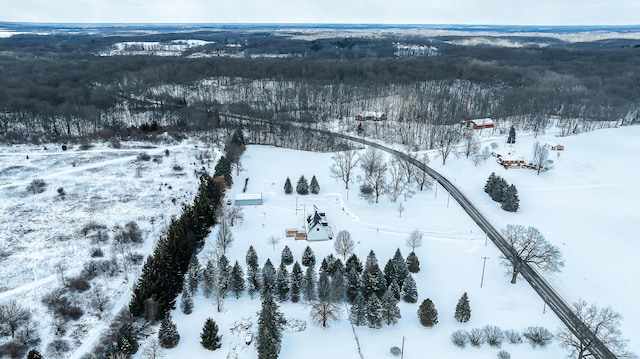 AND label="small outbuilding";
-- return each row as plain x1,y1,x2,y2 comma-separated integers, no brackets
234,193,263,206
463,118,494,130
547,143,565,151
